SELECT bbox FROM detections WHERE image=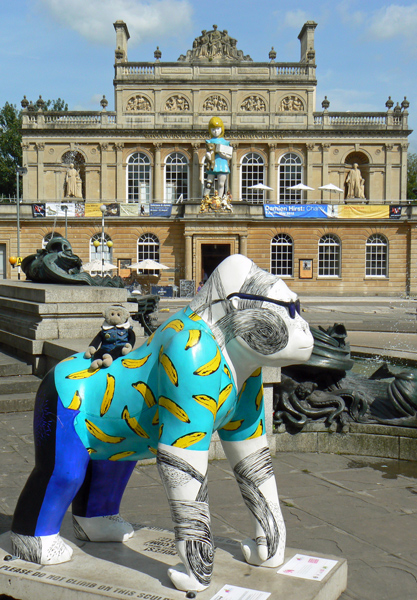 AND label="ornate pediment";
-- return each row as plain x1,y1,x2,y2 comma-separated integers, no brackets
178,25,252,63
